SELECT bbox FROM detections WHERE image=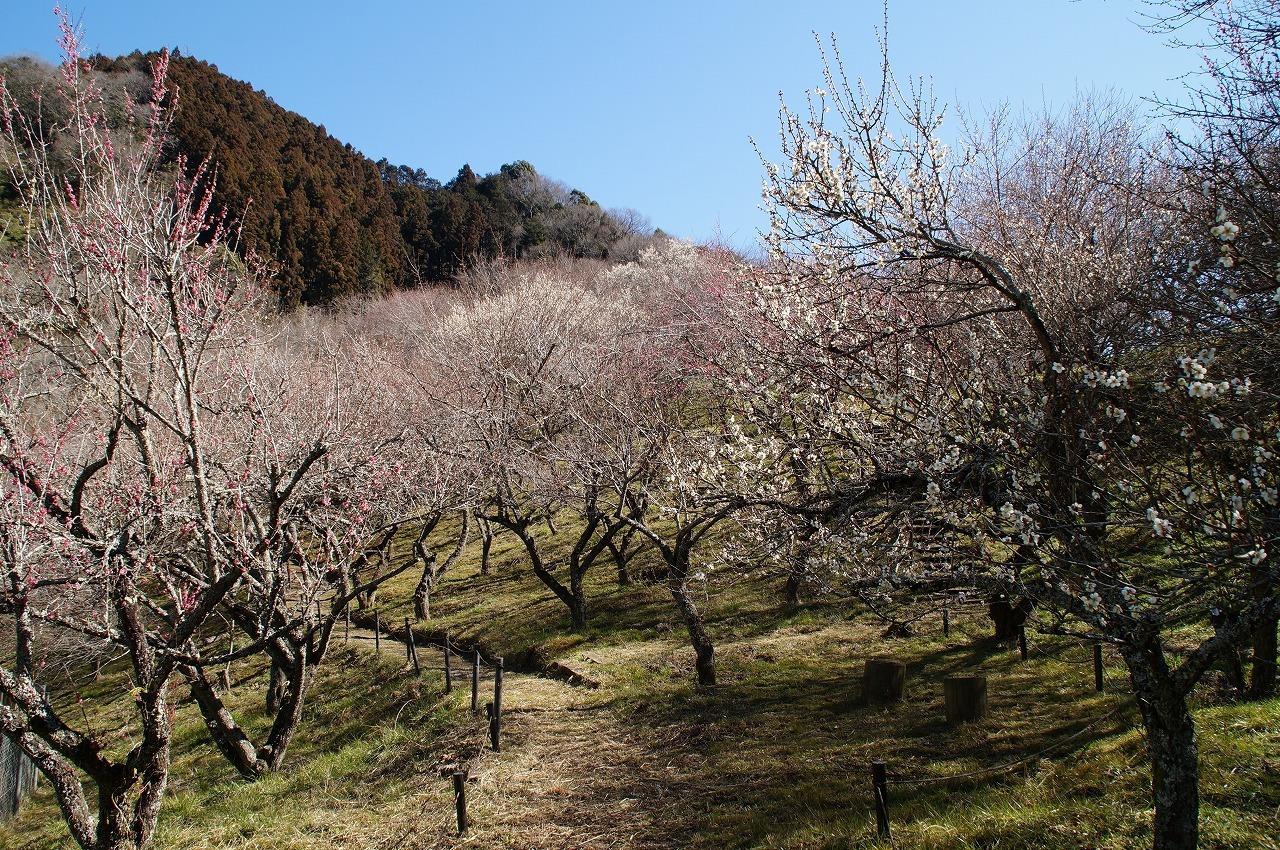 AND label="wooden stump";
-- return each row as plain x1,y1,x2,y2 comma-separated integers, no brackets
943,675,987,724
863,658,907,703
